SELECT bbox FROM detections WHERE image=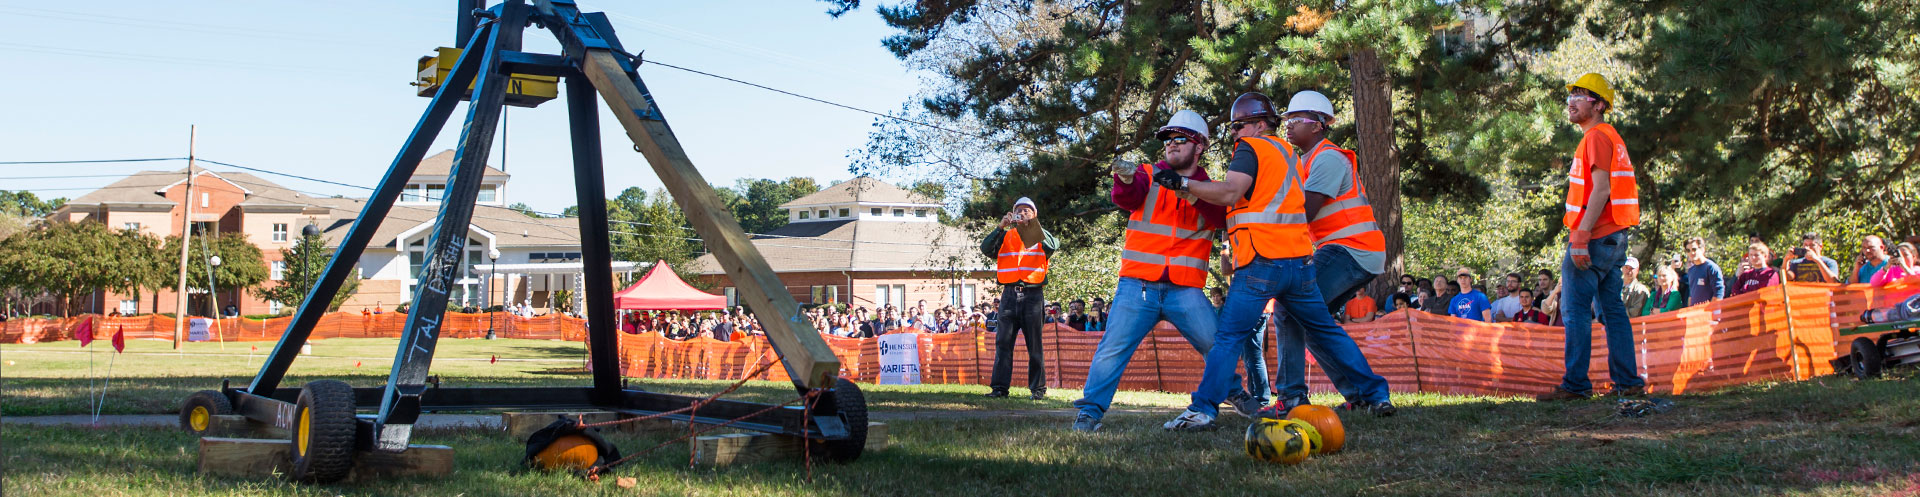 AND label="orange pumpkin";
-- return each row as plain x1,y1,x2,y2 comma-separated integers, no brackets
1287,404,1346,454
532,434,603,471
